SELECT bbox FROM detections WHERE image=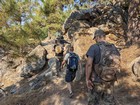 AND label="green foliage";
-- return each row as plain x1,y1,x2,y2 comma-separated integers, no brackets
0,0,135,55
40,0,73,35
0,0,45,54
